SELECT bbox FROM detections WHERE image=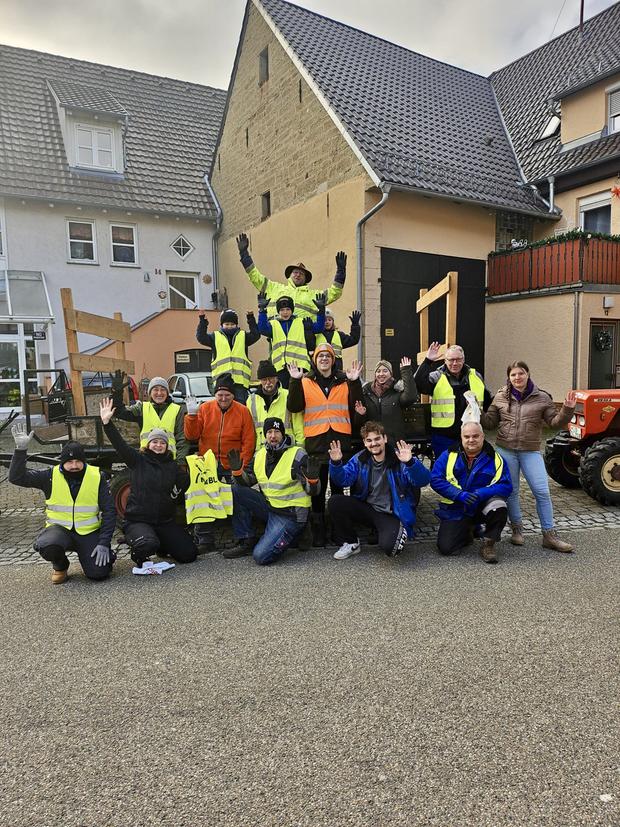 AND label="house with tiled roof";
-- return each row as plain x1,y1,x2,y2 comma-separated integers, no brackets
0,44,226,410
212,0,620,398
